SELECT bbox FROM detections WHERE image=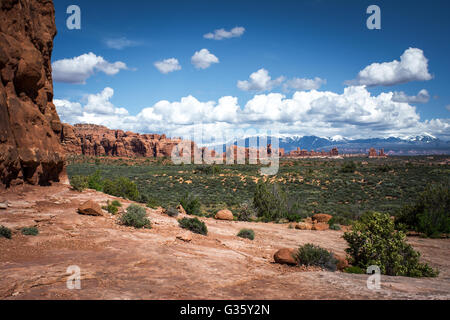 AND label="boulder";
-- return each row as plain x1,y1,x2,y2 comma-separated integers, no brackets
274,248,297,265
312,214,333,223
215,209,234,221
0,202,7,210
295,222,312,230
312,222,330,231
78,200,104,216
